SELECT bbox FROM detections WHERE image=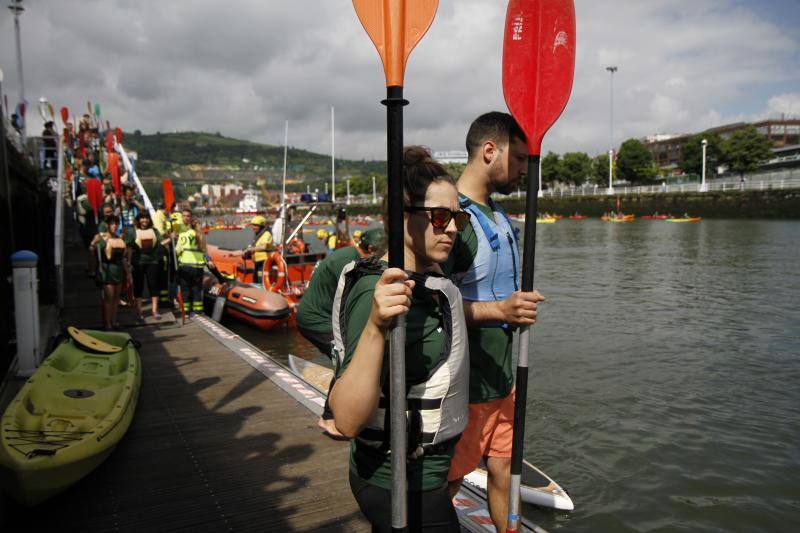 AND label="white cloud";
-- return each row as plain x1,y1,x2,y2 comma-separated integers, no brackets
1,0,797,161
